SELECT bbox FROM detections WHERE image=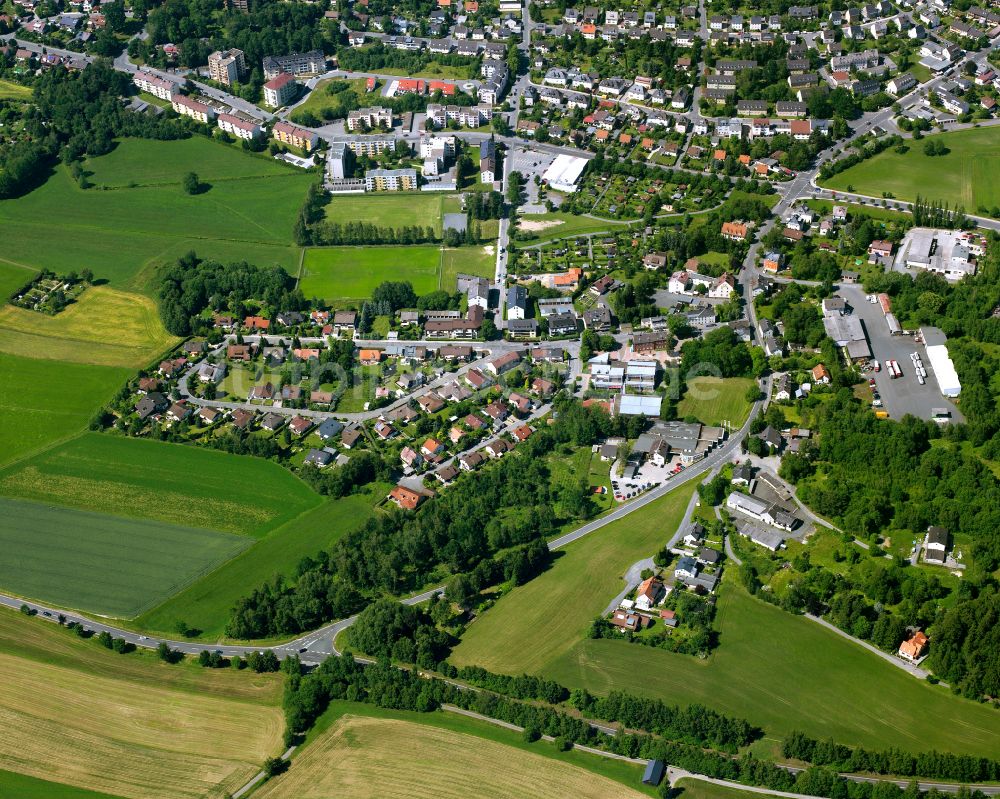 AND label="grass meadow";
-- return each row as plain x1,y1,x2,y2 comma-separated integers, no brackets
136,488,387,640
0,433,320,537
0,260,37,299
0,141,310,293
0,286,179,368
0,496,251,617
517,211,633,242
0,353,130,468
0,771,126,799
255,704,652,799
452,486,1000,756
823,127,1000,212
322,191,453,235
441,244,496,286
677,376,755,427
0,622,283,799
0,78,31,99
300,245,442,303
